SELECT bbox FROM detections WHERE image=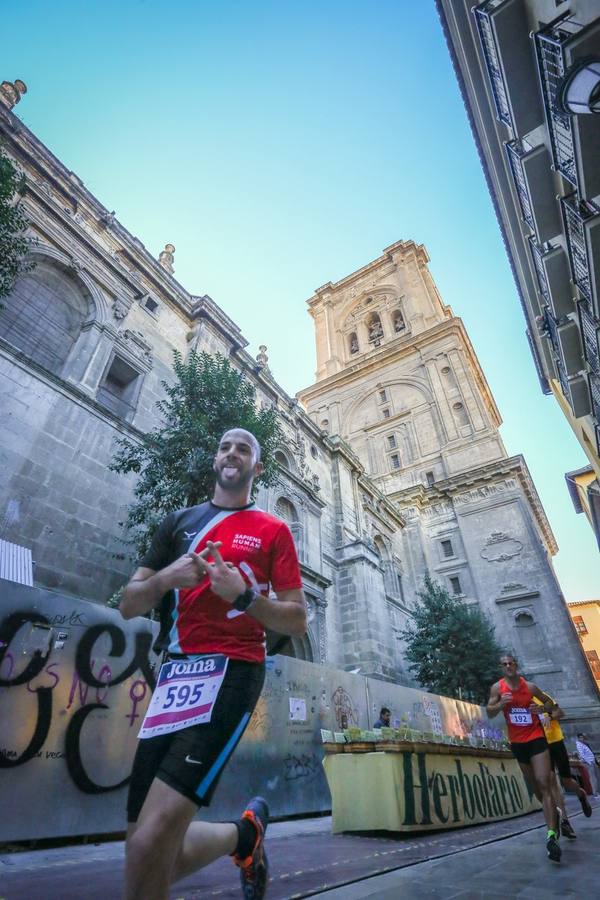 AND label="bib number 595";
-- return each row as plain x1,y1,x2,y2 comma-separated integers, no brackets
164,683,204,709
